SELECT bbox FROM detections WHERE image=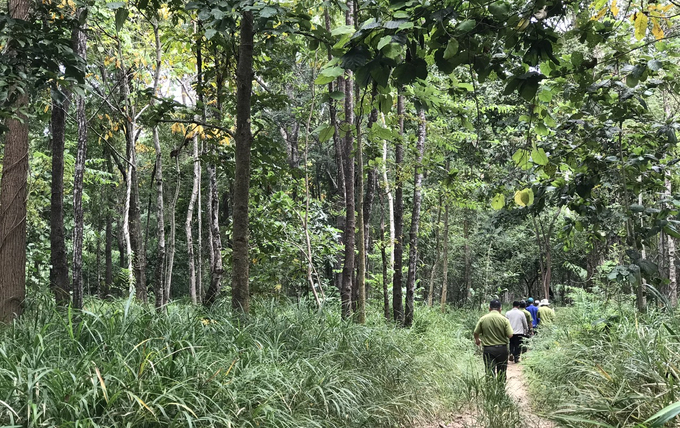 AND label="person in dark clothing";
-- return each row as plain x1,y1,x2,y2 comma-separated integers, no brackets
474,299,513,380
